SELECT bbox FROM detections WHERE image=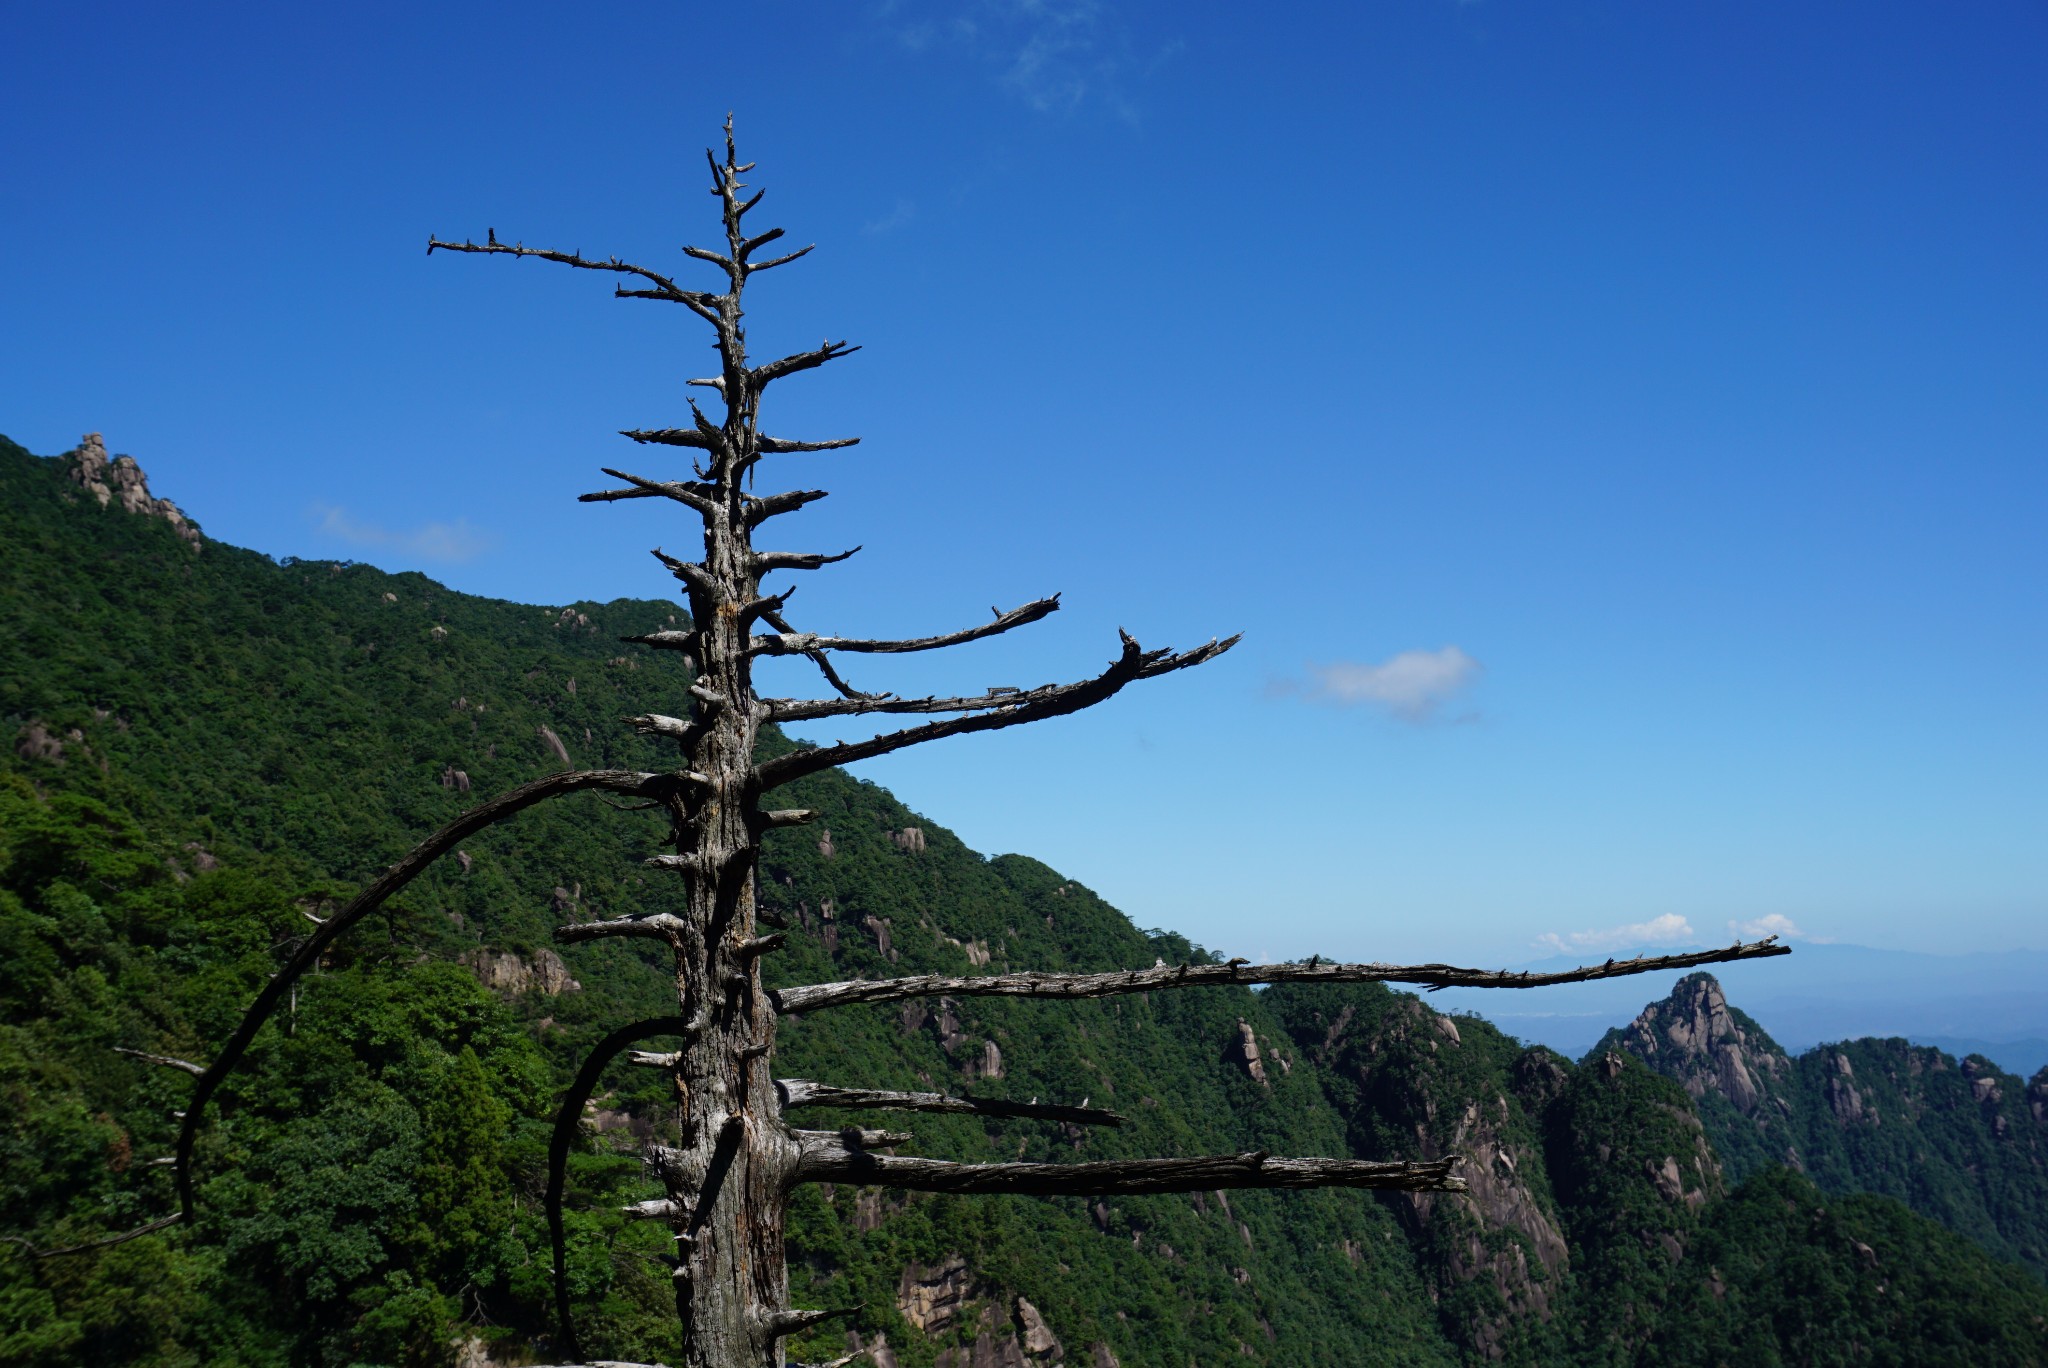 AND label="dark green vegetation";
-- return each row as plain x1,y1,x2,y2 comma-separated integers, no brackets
4,433,2045,1365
